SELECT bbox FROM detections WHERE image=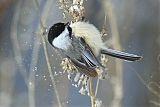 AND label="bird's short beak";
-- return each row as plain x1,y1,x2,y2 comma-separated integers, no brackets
65,22,70,26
